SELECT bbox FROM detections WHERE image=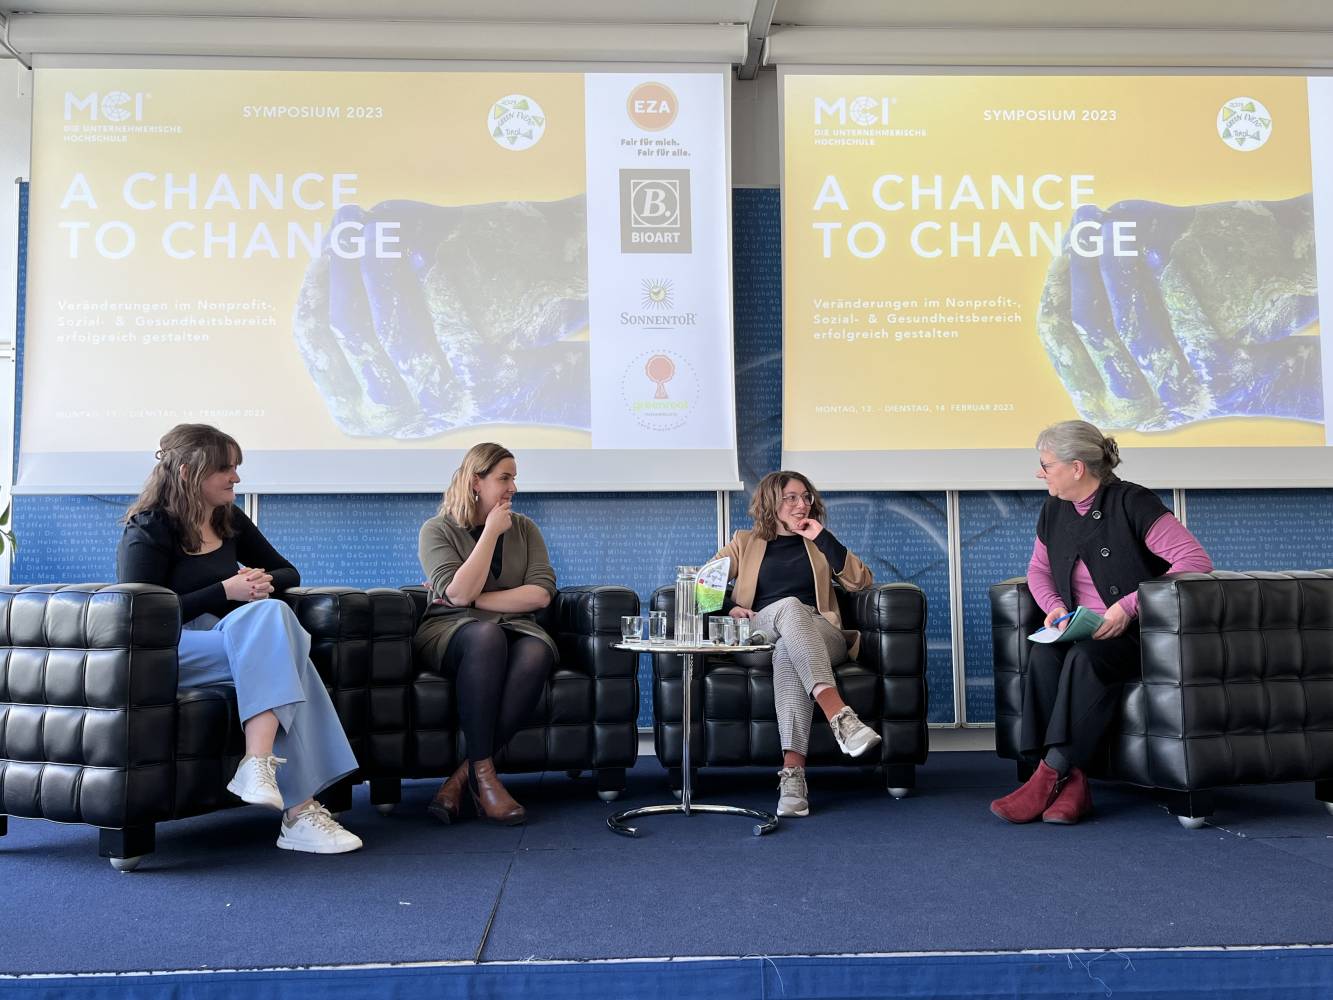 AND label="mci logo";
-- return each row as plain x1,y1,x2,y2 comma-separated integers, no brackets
64,91,147,122
619,169,692,254
814,96,895,126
